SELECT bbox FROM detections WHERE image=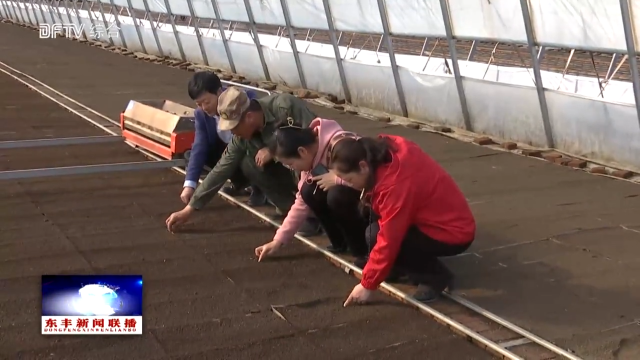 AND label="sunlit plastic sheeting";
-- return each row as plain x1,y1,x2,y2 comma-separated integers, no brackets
287,0,327,30
125,0,209,20
389,0,629,51
215,0,248,23
455,56,637,105
111,0,159,18
337,47,401,114
255,34,303,88
1,1,11,17
465,79,548,147
5,2,640,171
177,32,204,63
546,91,640,169
225,31,291,83
9,3,640,102
4,1,24,21
102,15,146,51
298,44,345,97
400,67,465,128
529,0,626,52
133,19,163,55
449,61,549,145
3,1,16,20
98,0,640,52
279,0,383,33
130,0,166,15
632,1,640,50
5,4,19,22
1,3,11,18
199,31,231,69
386,0,445,37
448,0,526,42
596,77,636,103
111,0,235,22
242,0,285,26
194,0,284,24
109,0,286,25
327,0,382,33
139,0,160,13
149,26,180,57
344,60,402,115
22,4,49,24
20,3,93,41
